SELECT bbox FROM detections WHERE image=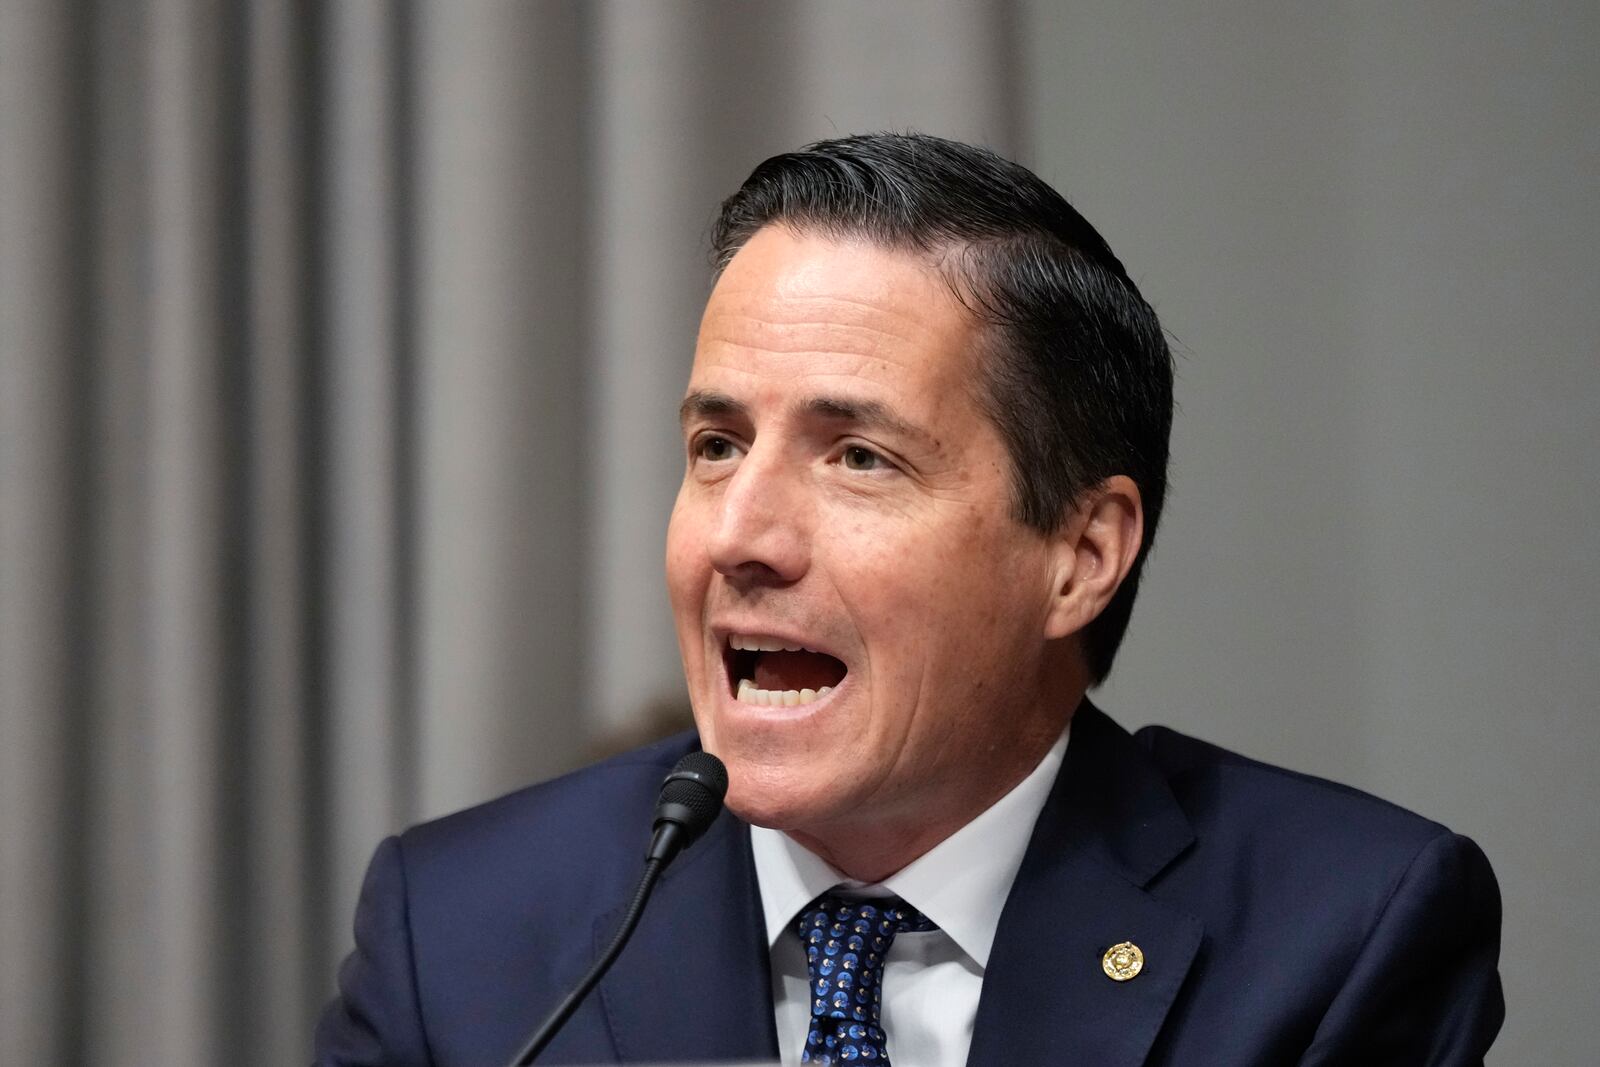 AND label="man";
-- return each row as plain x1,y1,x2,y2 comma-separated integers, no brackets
316,134,1502,1066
